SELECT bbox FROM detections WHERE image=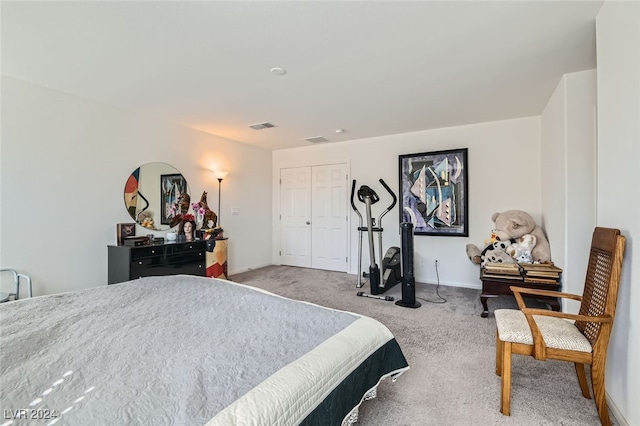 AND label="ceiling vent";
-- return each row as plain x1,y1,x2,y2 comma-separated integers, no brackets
304,136,329,143
249,122,276,130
